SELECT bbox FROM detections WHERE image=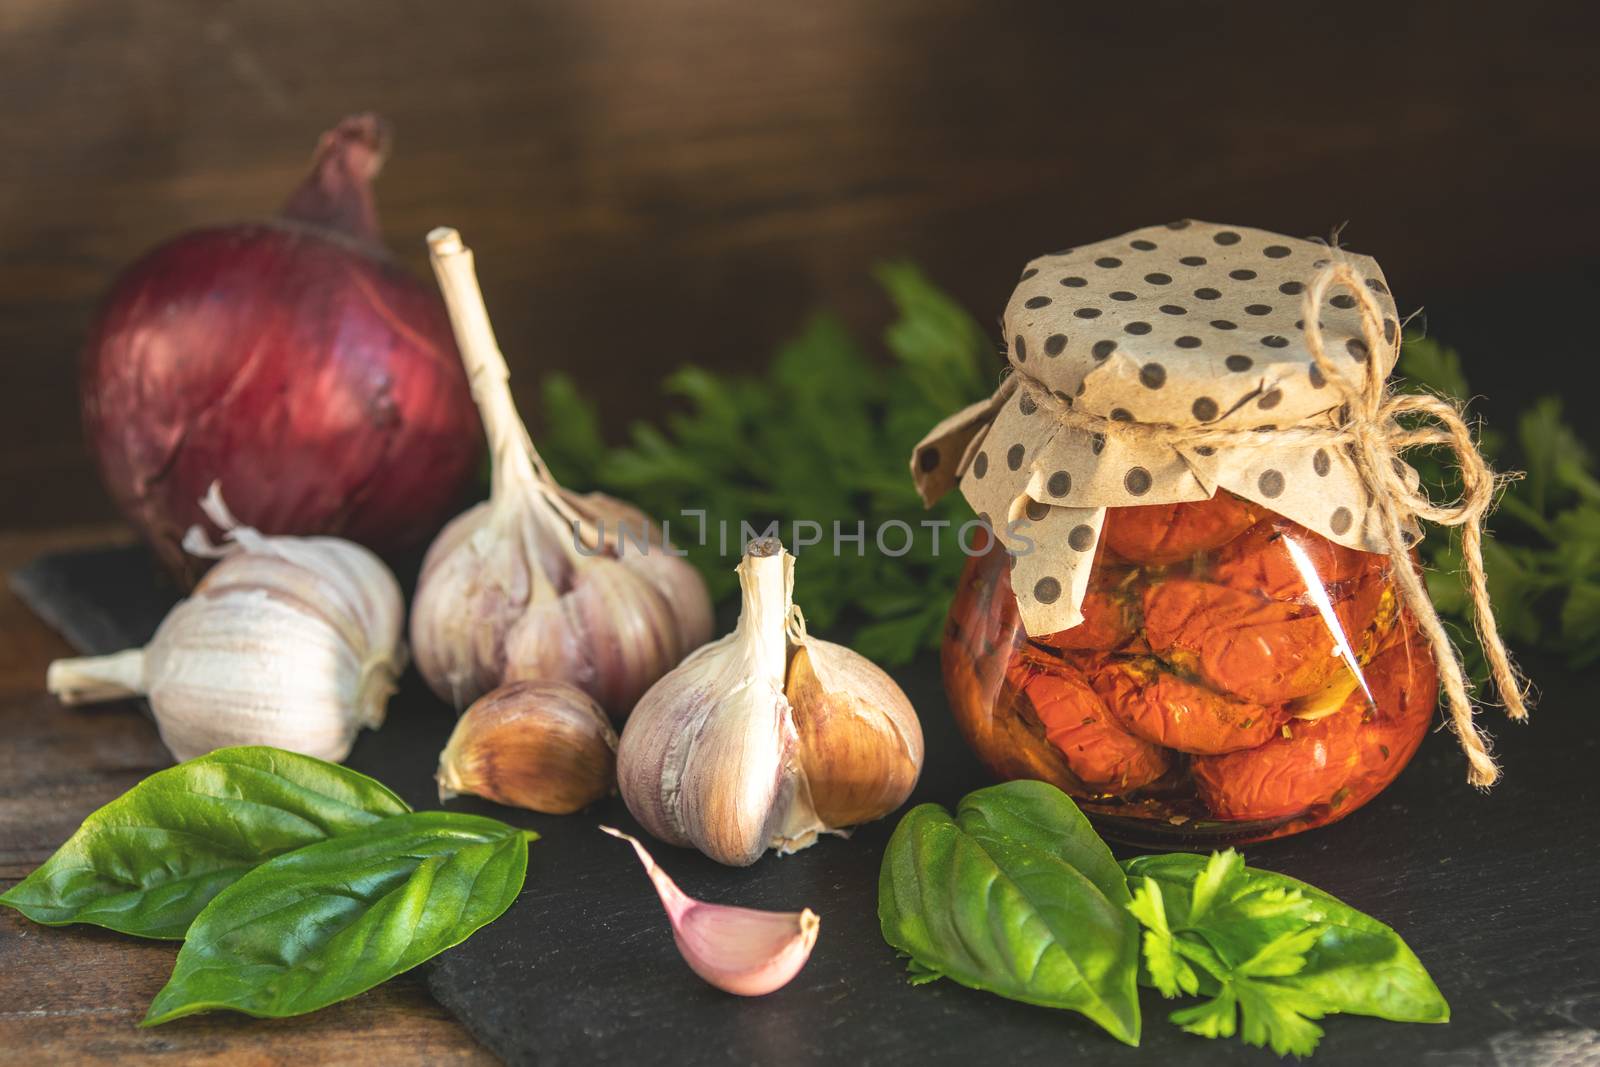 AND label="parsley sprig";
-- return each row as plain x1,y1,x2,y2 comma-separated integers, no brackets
538,263,993,663
1130,851,1332,1057
1398,337,1600,677
1125,848,1448,1058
